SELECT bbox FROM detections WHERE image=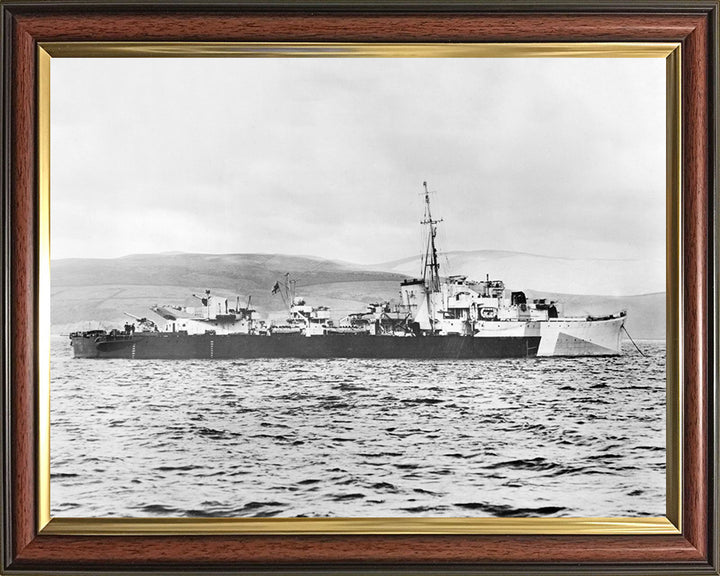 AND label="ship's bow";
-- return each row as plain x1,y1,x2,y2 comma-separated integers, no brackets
537,315,626,357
